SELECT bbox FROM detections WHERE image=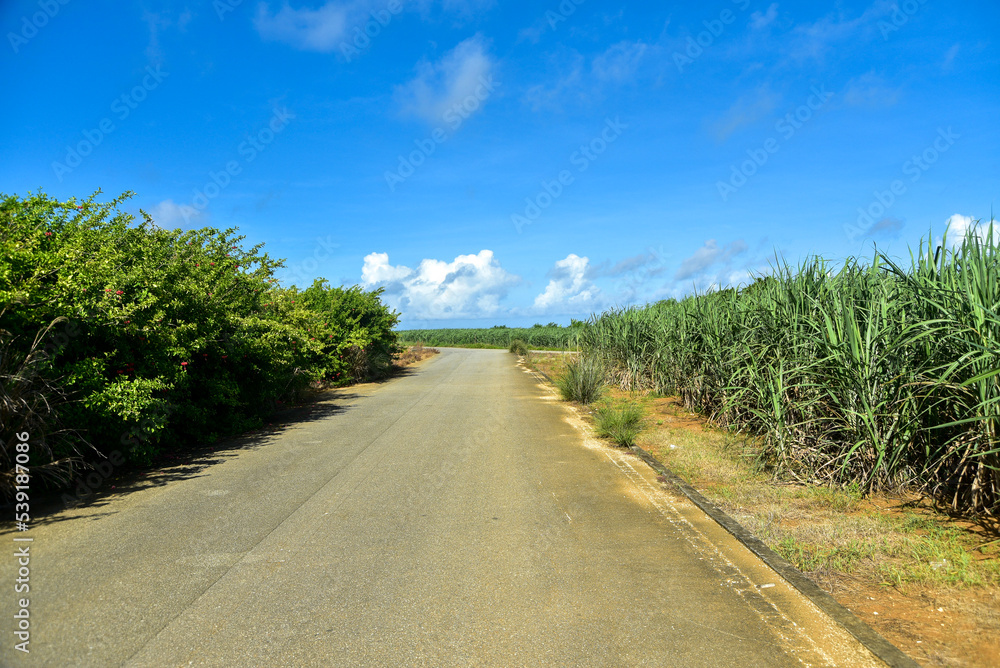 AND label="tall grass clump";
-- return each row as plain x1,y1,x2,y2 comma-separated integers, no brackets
555,355,604,404
595,402,645,447
509,339,529,356
583,221,1000,517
